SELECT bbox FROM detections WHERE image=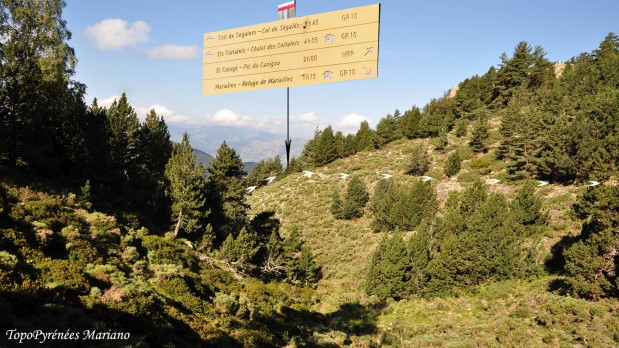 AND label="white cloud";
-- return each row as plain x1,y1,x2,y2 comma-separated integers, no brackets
136,104,190,124
205,109,251,127
336,113,371,134
84,19,150,50
146,44,198,60
296,112,319,124
97,95,121,108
